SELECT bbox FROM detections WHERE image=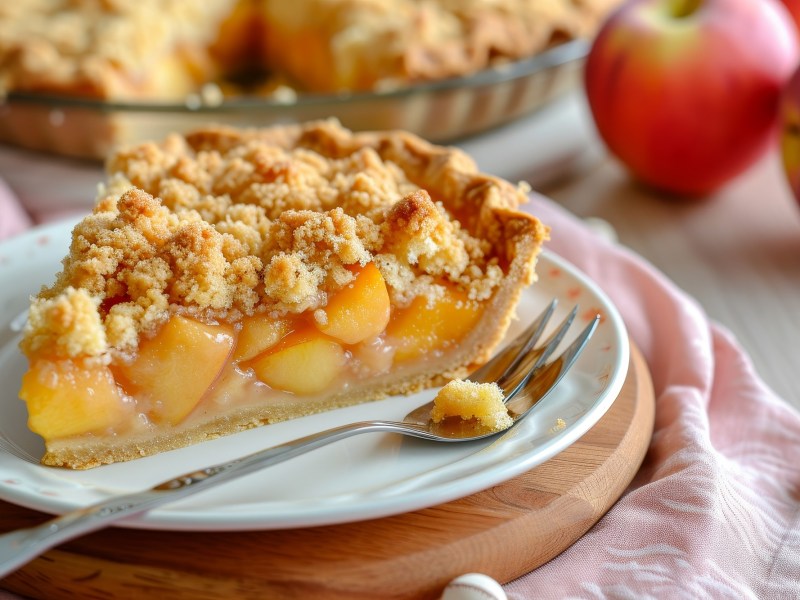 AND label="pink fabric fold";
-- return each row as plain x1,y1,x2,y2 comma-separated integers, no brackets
0,186,798,599
0,178,32,240
508,197,800,599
